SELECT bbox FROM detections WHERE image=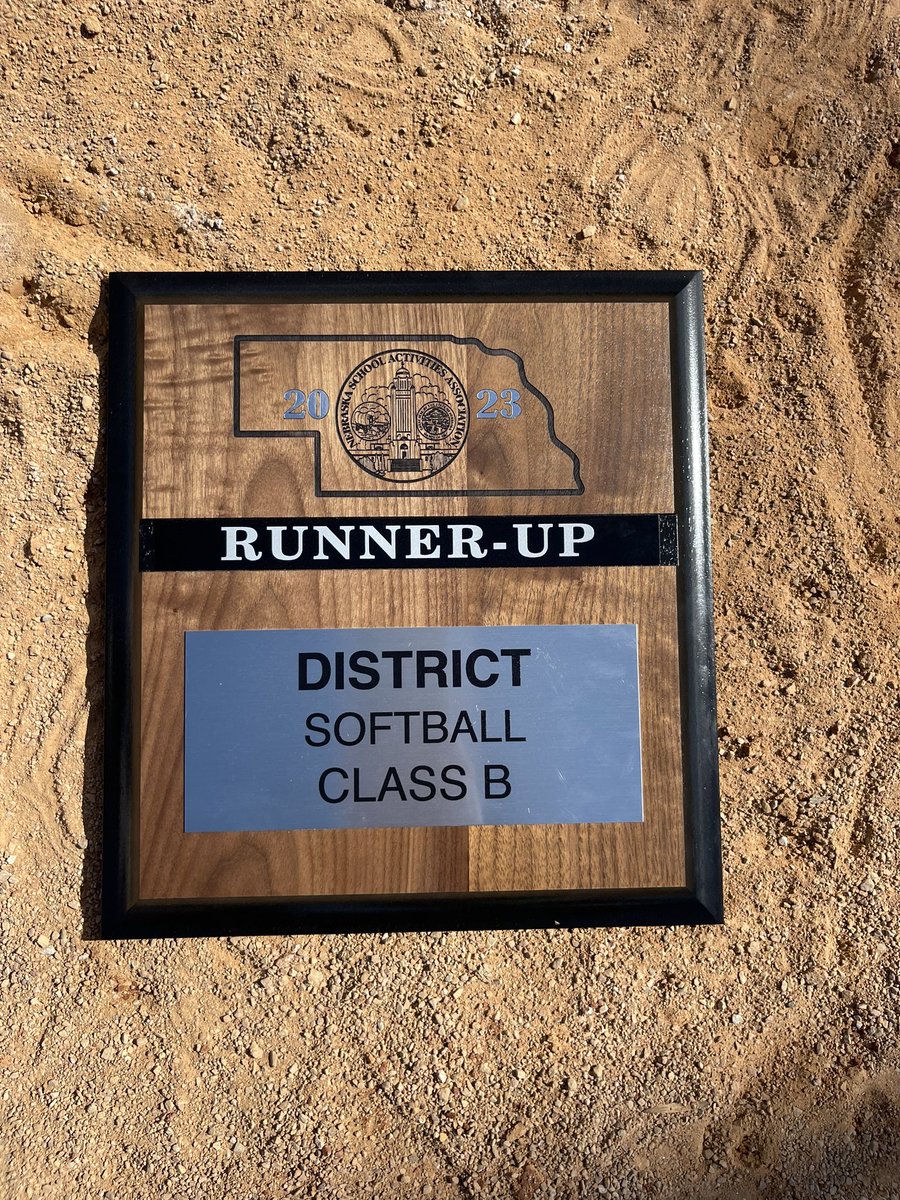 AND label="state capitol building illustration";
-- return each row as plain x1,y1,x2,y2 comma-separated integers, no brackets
353,365,457,478
388,366,422,471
